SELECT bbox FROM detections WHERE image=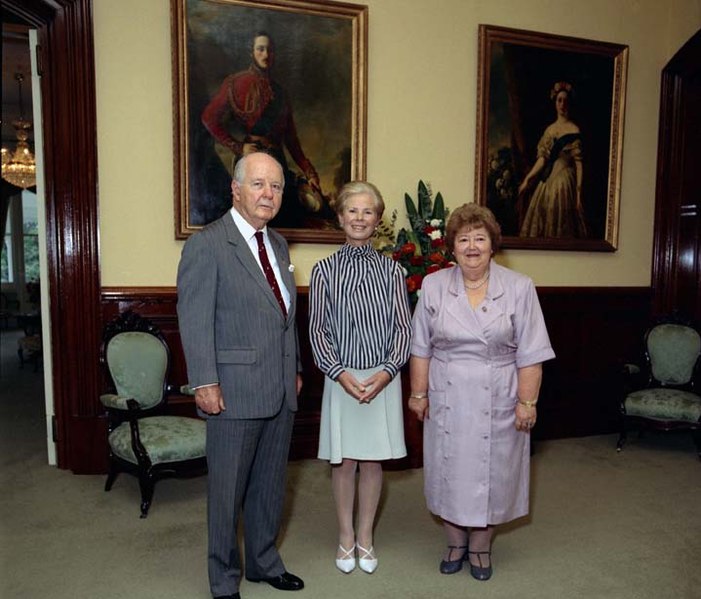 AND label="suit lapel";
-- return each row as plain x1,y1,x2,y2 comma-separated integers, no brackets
269,230,296,323
223,216,286,319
